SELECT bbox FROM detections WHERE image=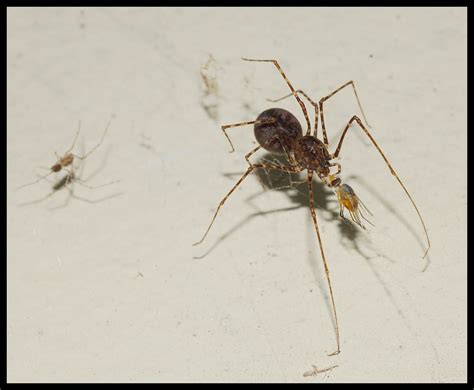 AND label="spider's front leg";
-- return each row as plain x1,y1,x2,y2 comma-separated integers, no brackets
193,161,299,246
